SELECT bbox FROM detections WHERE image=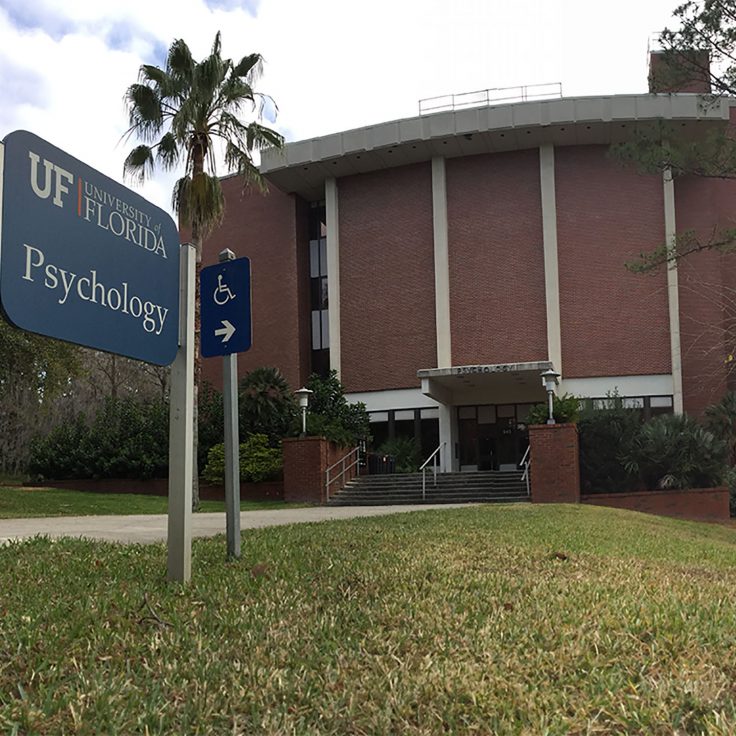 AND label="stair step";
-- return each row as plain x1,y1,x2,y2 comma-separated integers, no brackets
328,469,528,507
